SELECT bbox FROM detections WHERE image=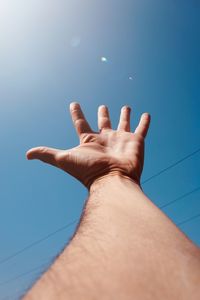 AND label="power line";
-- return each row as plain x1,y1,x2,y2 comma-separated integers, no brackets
0,191,199,294
1,291,25,300
142,147,200,184
0,259,51,287
1,210,200,292
1,147,200,270
0,259,52,300
0,259,53,299
0,219,77,266
0,148,199,299
177,213,200,226
159,186,200,209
